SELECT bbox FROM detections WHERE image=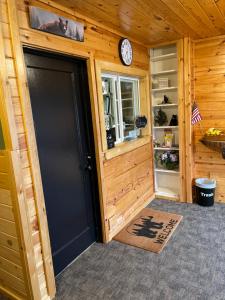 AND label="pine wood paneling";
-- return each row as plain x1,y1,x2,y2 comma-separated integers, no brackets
0,151,28,299
53,0,225,45
0,0,154,299
0,189,11,206
193,35,225,203
104,144,154,238
0,218,17,236
105,155,153,218
103,144,151,178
